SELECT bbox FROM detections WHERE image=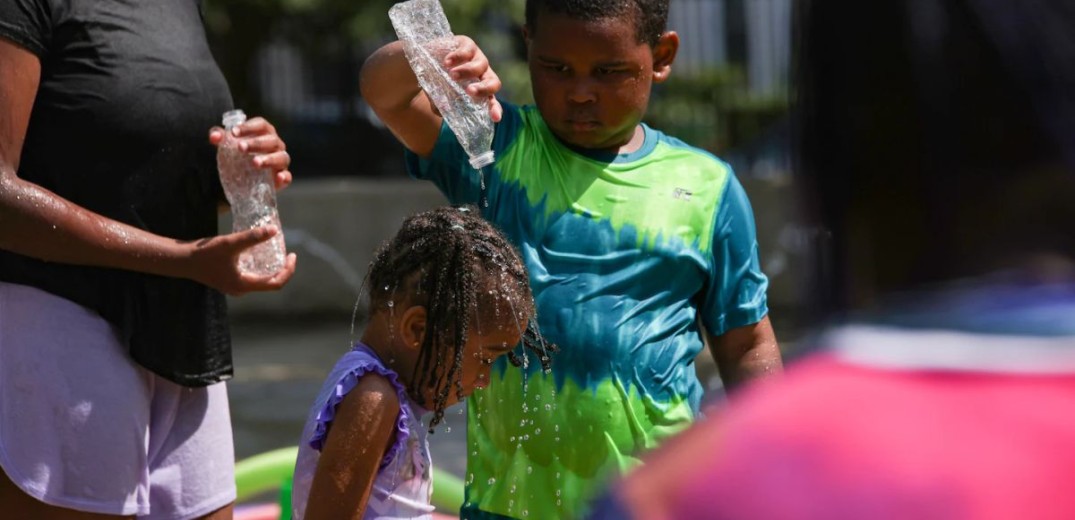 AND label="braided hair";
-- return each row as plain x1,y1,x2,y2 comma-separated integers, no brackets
365,205,556,432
